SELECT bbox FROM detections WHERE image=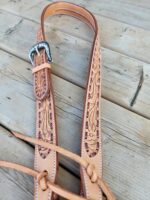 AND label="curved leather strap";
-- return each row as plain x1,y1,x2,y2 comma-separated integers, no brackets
32,2,102,200
29,2,104,200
